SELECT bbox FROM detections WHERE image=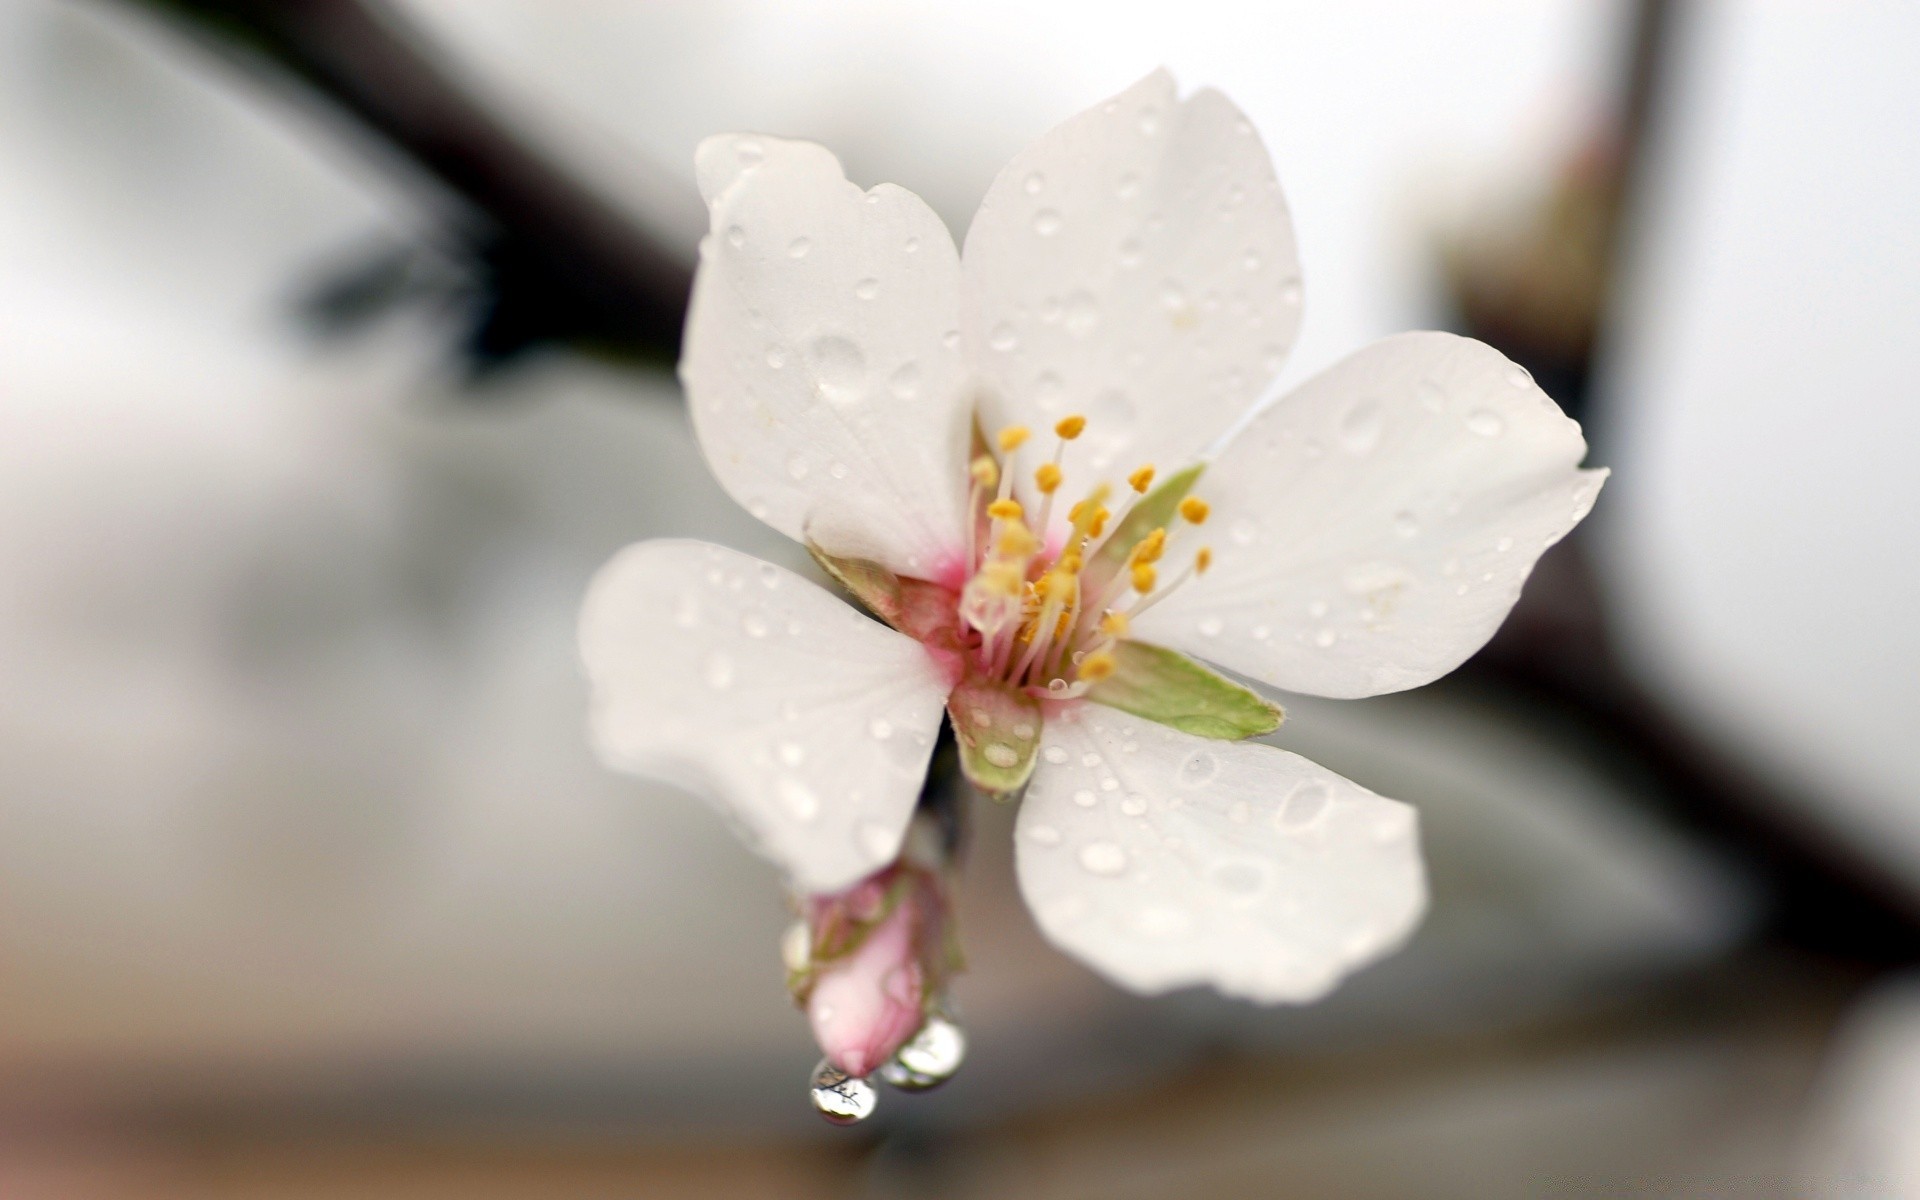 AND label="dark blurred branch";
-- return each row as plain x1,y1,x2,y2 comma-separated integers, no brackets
1453,0,1920,962
139,0,693,367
